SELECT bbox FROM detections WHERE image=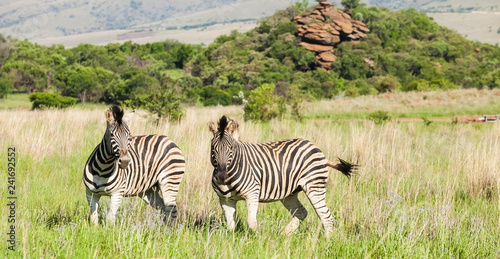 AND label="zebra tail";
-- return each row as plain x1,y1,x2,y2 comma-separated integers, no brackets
327,158,357,179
